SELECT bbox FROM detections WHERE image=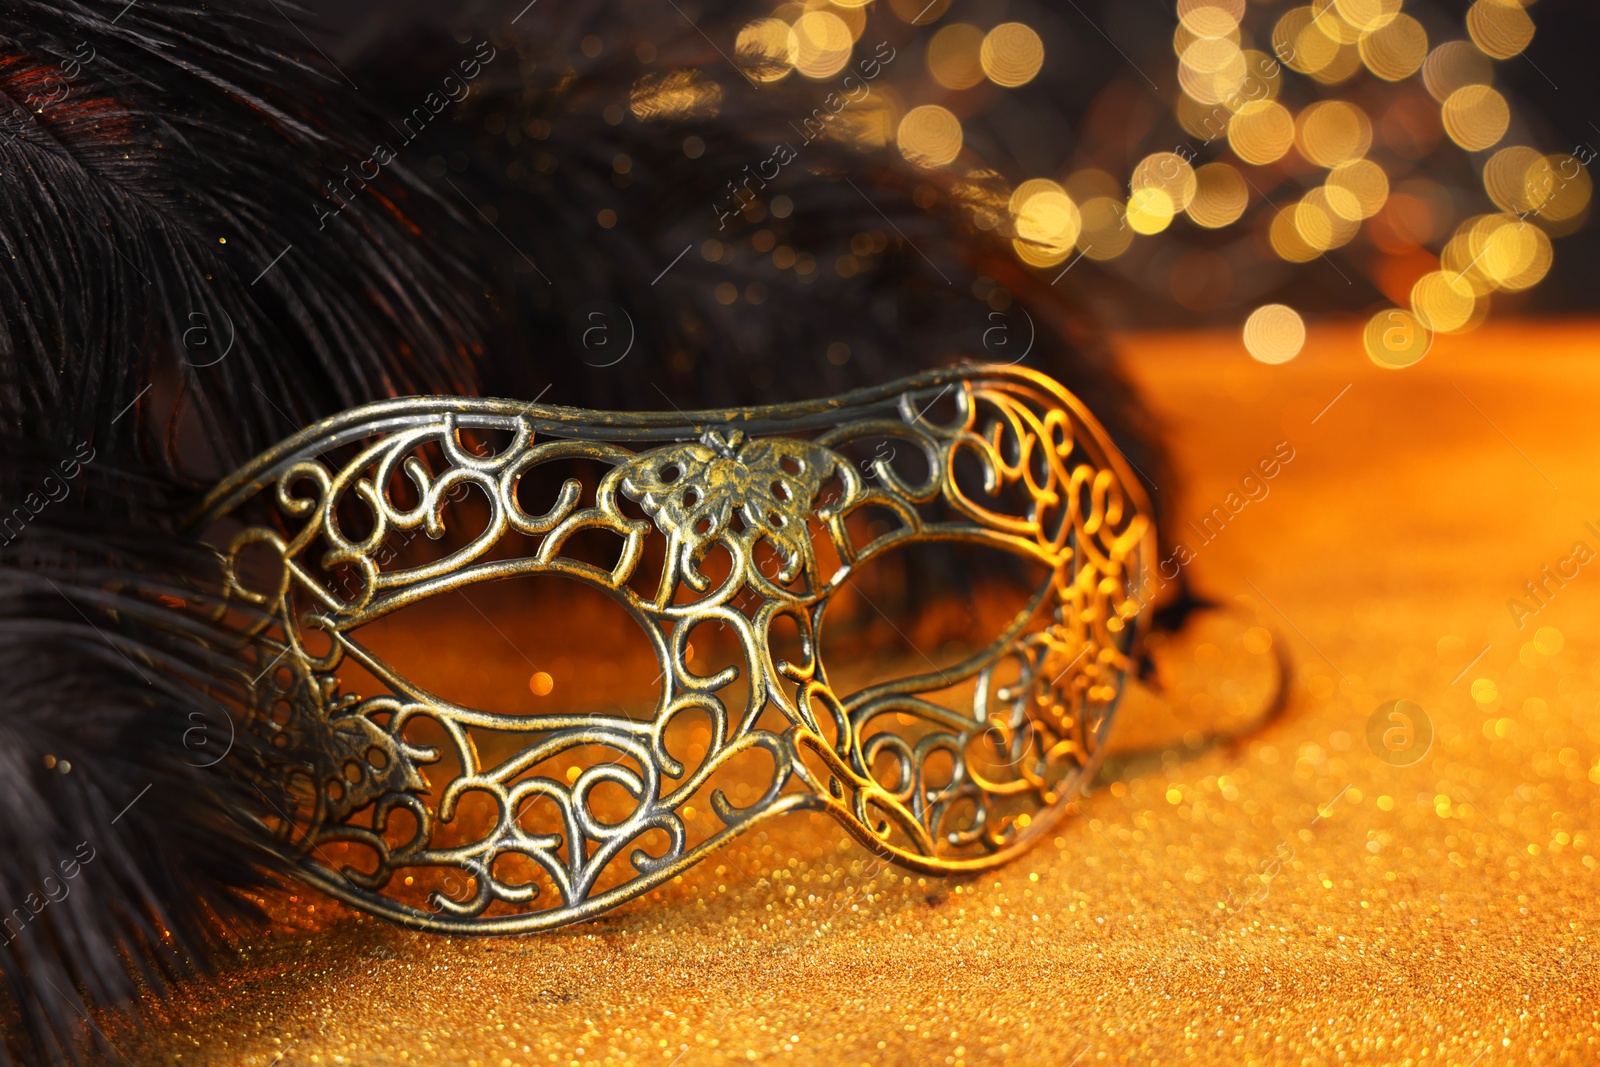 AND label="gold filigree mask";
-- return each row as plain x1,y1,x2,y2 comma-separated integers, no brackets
198,366,1153,932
